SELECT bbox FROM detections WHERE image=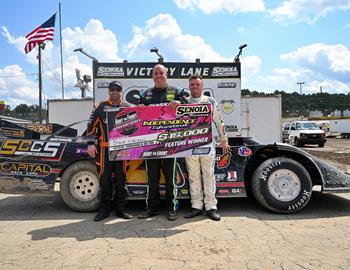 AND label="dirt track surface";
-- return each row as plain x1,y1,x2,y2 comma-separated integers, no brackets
0,138,350,269
301,137,350,173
